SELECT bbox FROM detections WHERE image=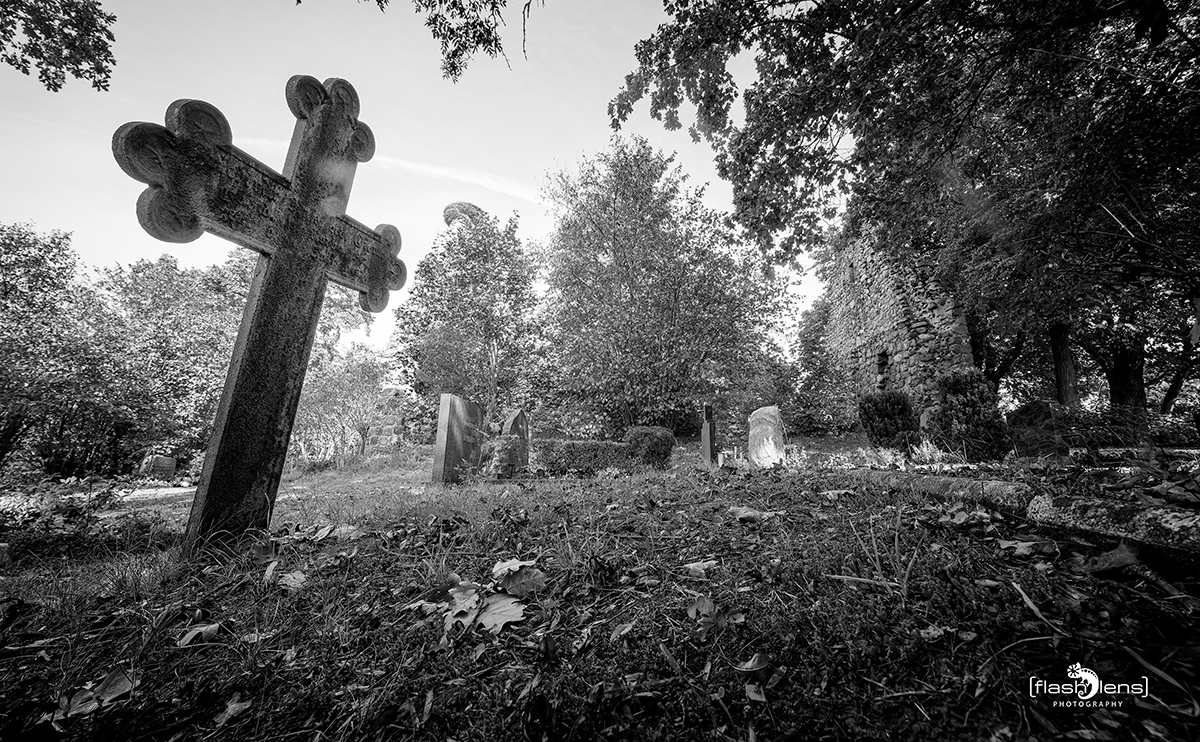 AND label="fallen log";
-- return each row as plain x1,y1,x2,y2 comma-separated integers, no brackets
843,469,1200,556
